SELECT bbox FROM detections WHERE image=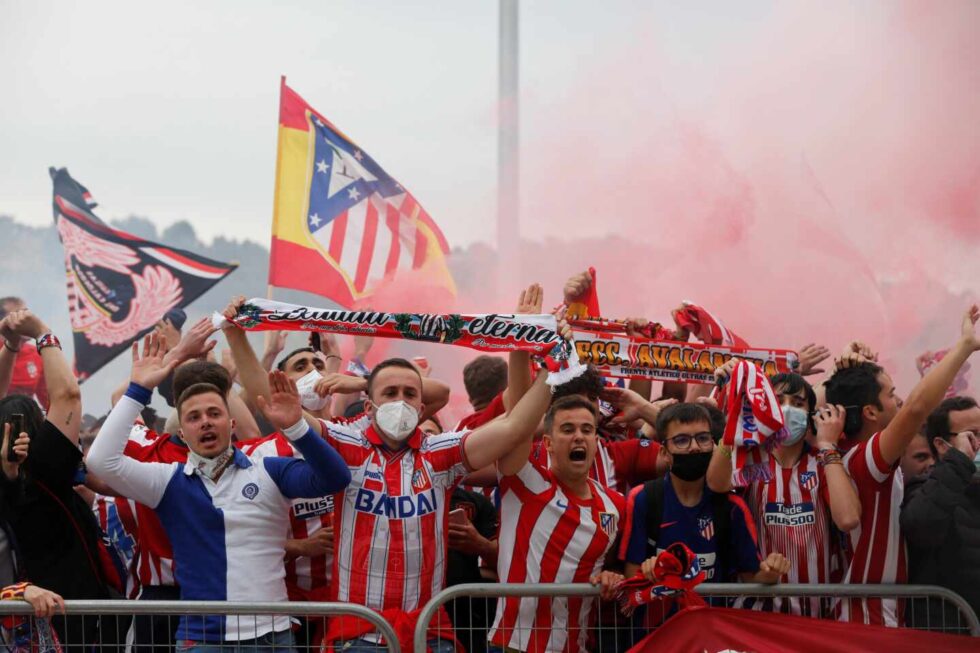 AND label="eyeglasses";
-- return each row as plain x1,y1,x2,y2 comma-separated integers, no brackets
666,432,714,451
